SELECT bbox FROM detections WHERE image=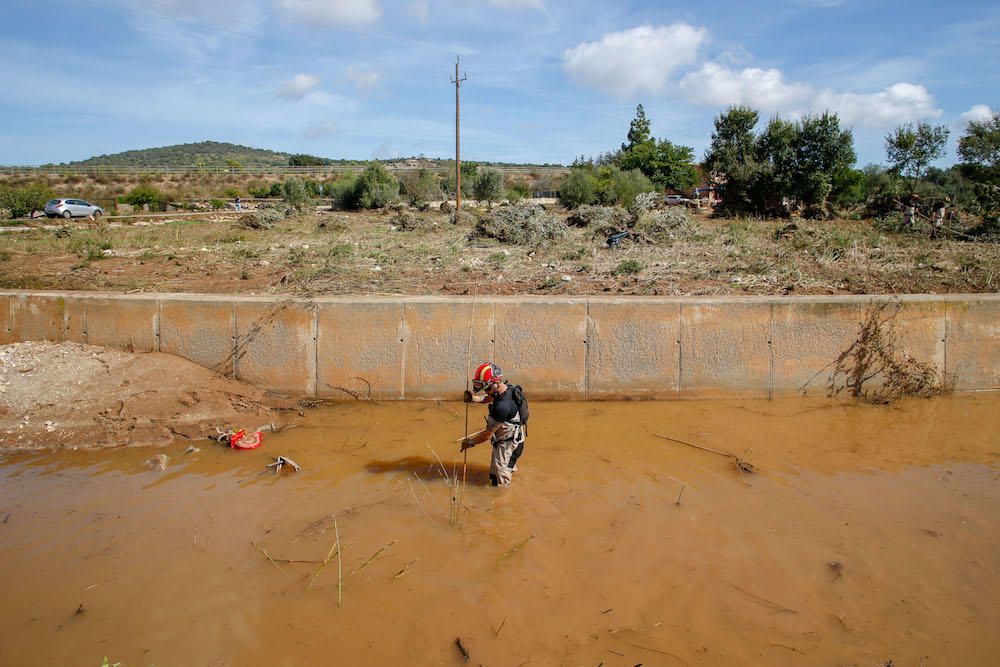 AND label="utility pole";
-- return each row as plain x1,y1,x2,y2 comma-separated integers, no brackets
451,57,467,215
